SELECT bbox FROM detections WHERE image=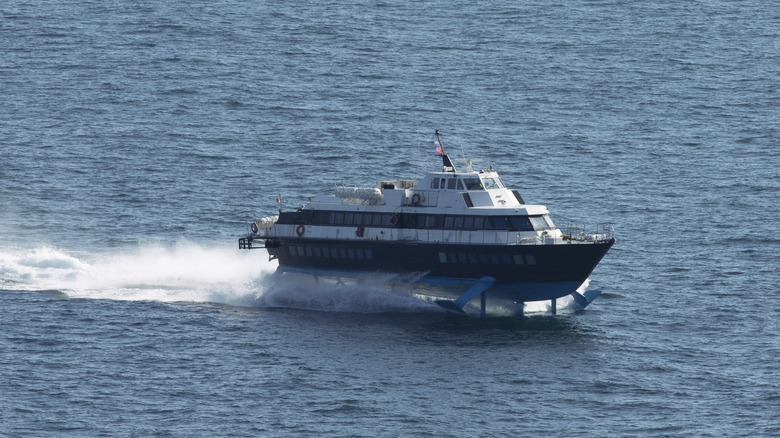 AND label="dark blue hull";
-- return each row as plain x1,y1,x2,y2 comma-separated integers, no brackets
265,237,615,302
